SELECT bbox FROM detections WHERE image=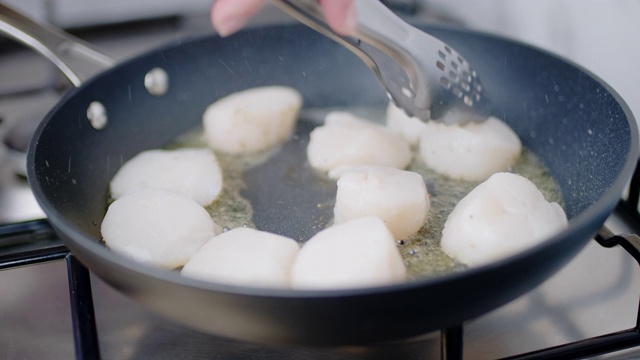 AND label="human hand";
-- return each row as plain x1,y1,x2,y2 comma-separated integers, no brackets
211,0,357,37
